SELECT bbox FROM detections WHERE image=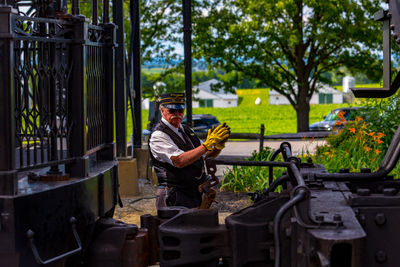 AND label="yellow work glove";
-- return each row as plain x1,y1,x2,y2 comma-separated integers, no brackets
202,123,230,151
215,123,230,150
